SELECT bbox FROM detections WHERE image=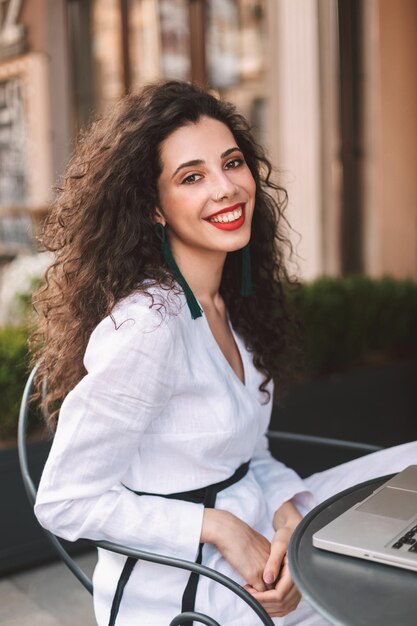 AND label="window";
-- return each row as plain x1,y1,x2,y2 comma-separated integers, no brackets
68,0,268,137
68,0,124,129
